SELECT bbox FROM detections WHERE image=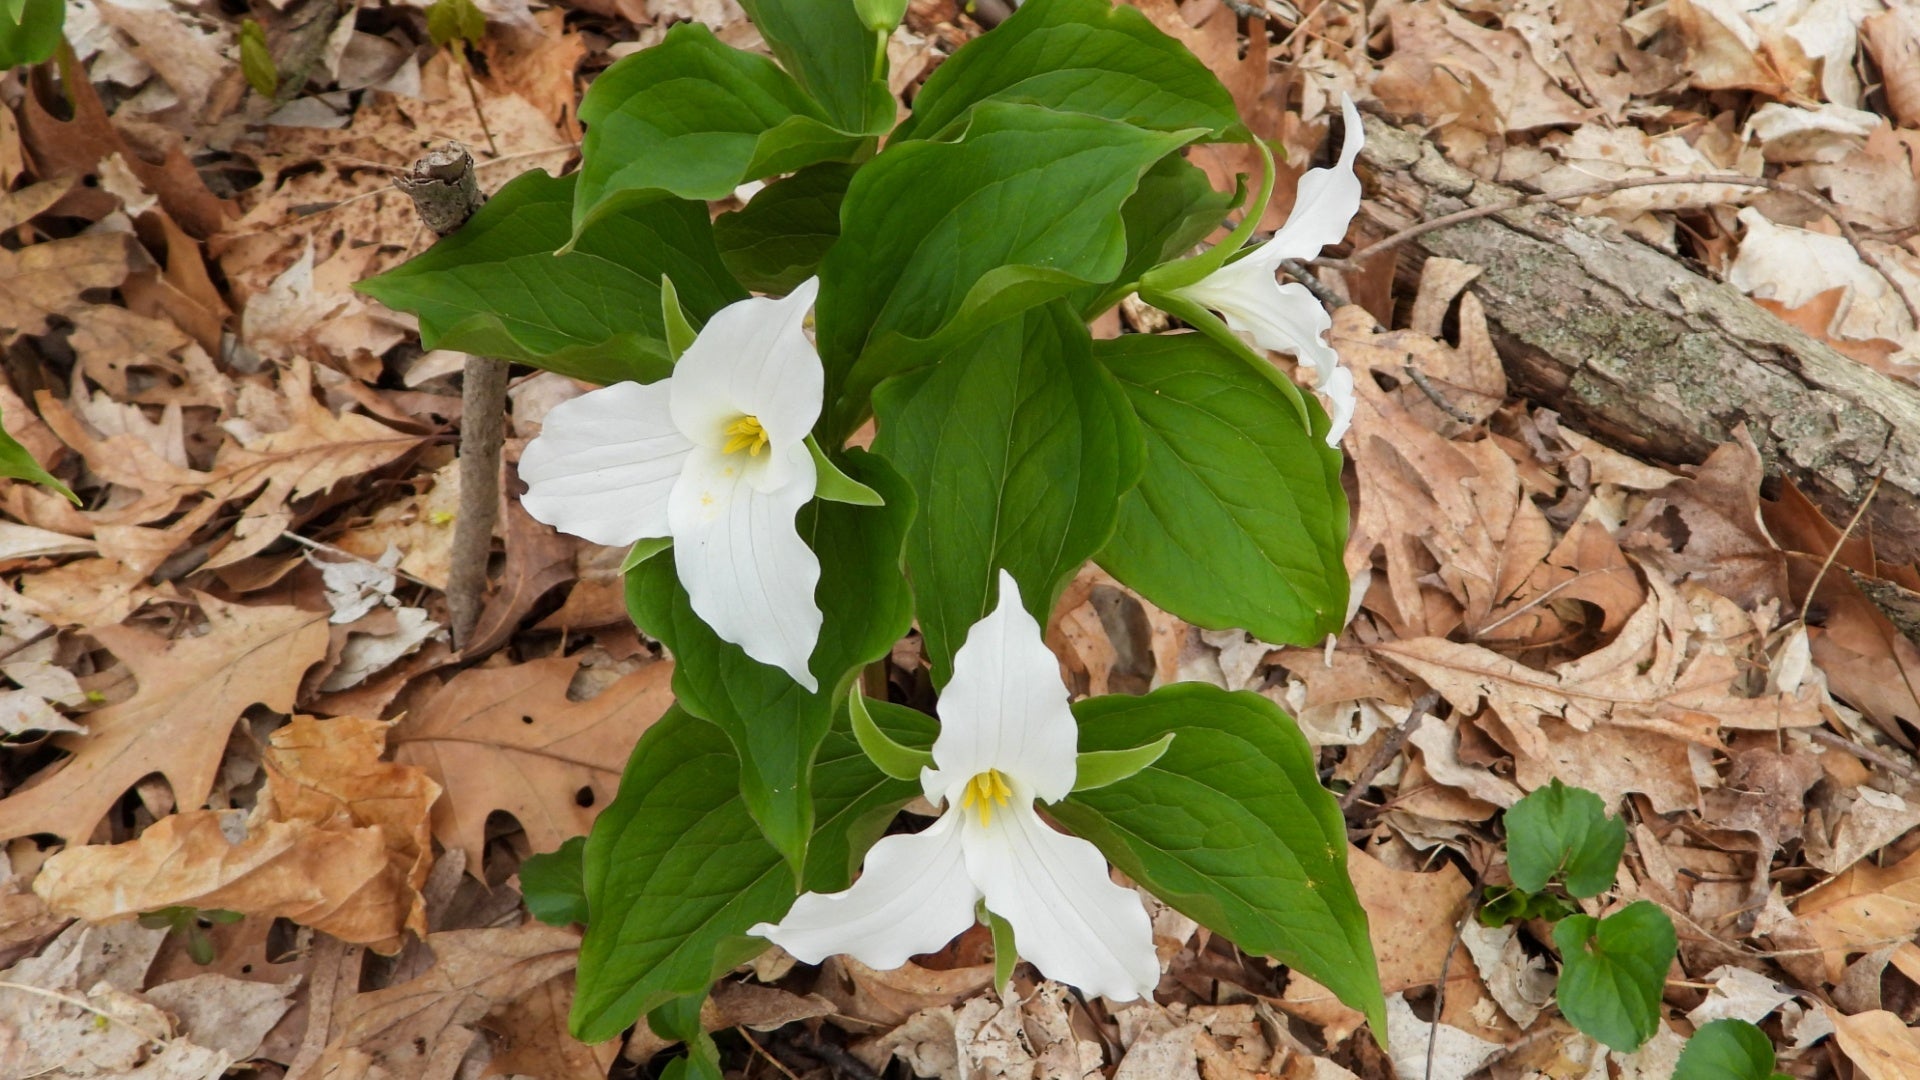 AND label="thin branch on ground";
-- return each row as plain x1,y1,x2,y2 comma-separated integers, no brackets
1339,691,1441,810
1809,728,1920,786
